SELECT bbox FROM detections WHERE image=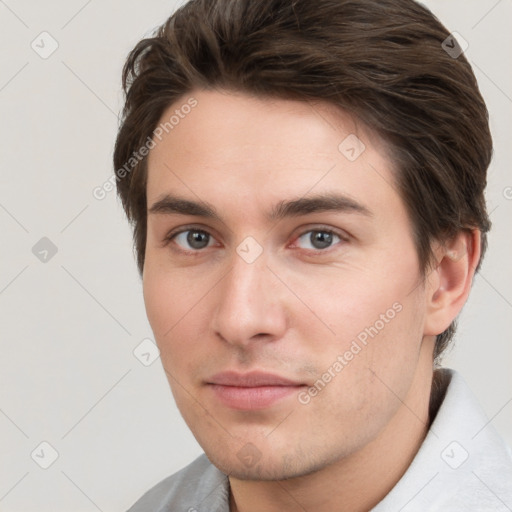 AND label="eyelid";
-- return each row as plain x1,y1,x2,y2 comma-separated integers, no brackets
161,223,349,253
162,225,221,250
295,224,349,240
289,225,350,251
